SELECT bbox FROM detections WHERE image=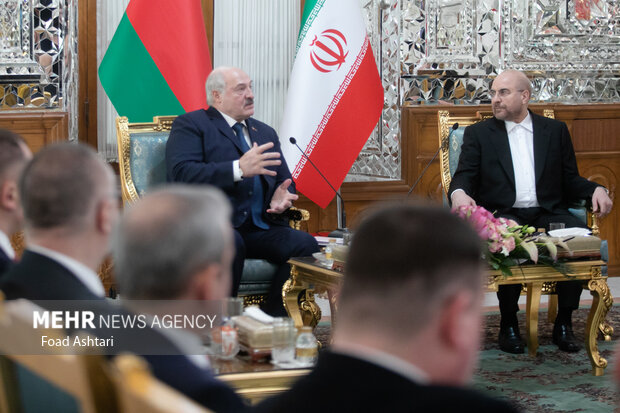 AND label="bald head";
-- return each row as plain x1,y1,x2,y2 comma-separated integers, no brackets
114,185,233,300
20,143,114,233
491,70,532,122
